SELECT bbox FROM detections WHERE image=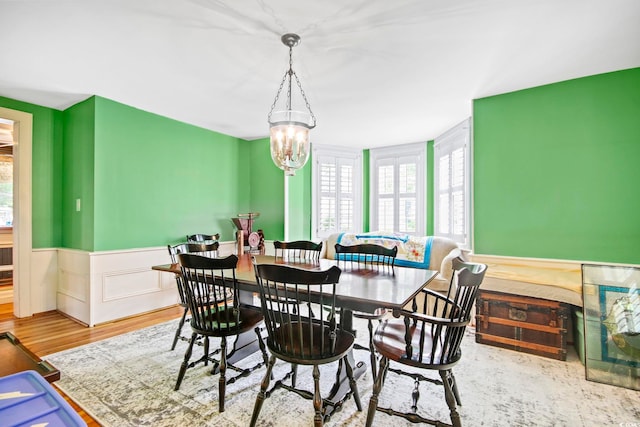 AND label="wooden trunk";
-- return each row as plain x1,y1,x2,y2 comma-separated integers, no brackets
475,290,569,360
